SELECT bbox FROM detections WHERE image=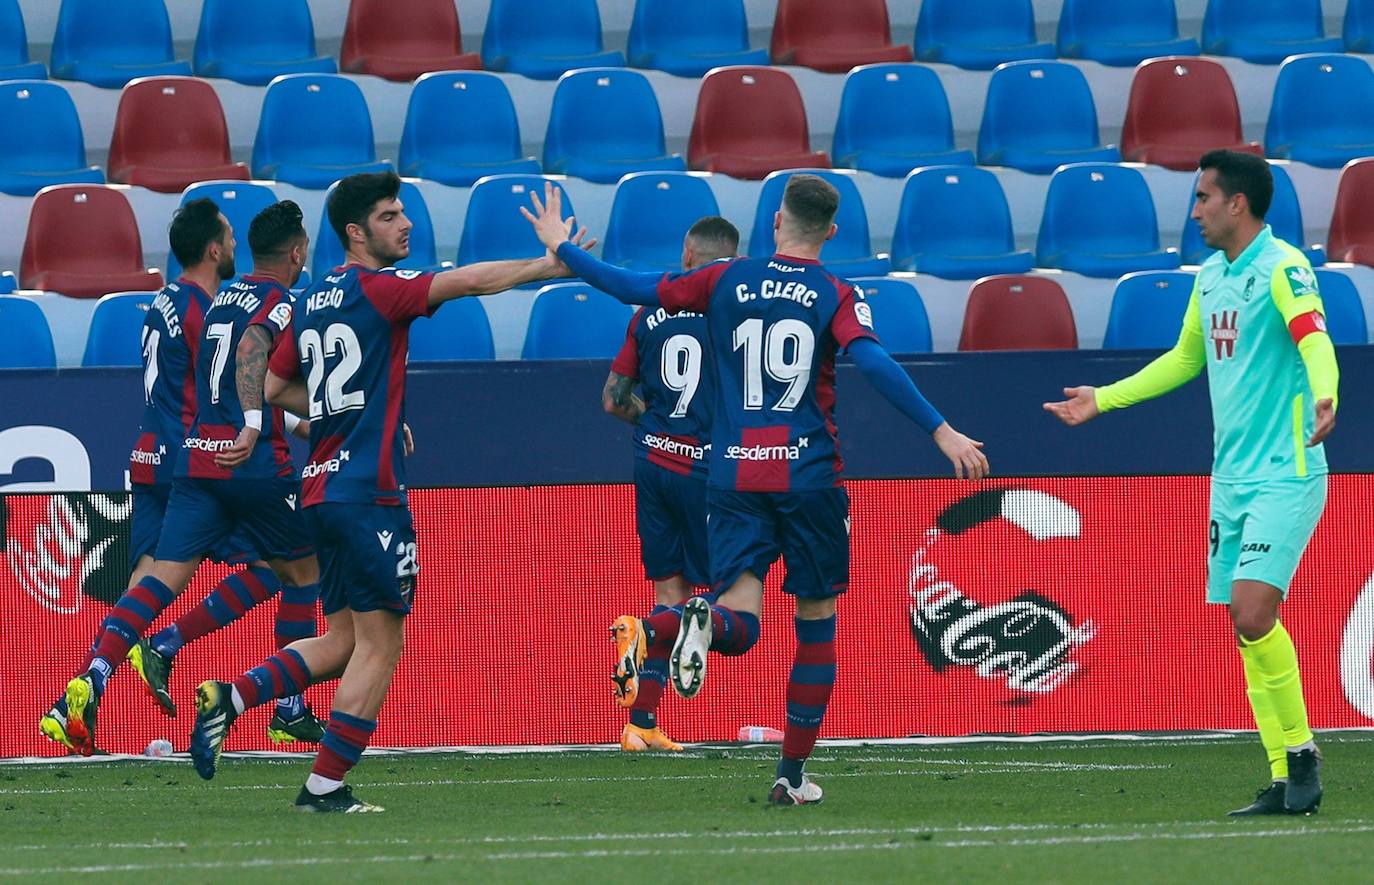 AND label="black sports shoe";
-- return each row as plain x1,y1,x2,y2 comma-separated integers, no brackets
128,640,176,717
268,705,326,744
294,784,384,813
1228,782,1287,816
1284,747,1323,813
